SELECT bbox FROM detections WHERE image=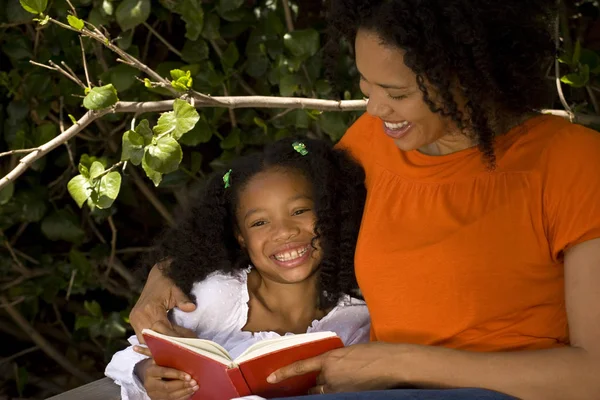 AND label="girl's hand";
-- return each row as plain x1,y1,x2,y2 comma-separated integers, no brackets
267,343,403,394
141,359,199,400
